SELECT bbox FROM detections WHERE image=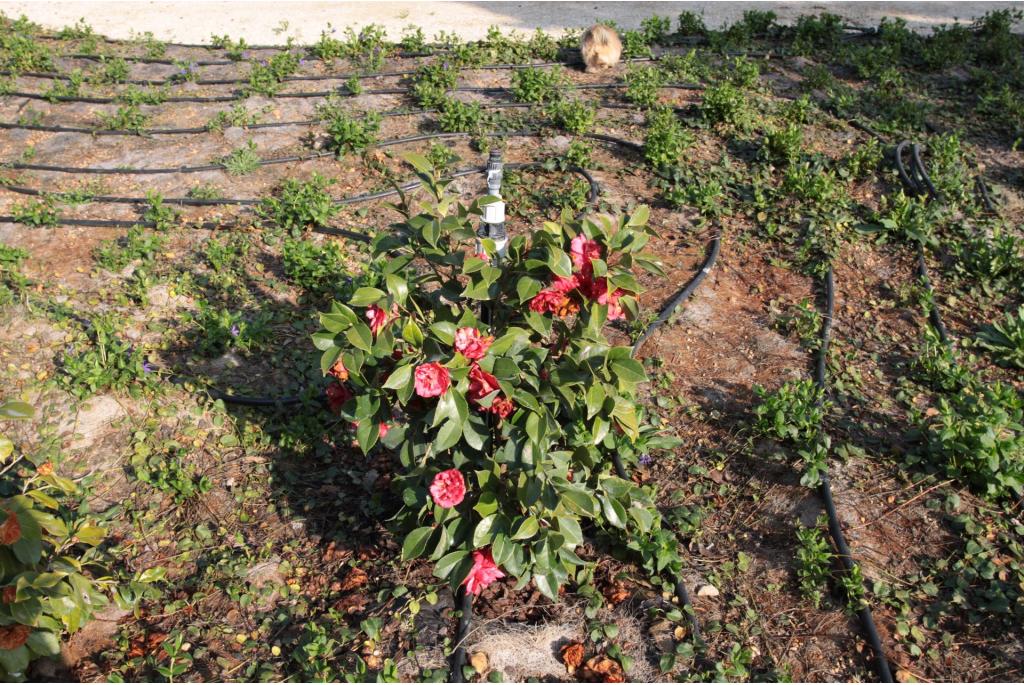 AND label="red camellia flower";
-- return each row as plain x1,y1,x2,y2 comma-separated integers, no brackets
414,362,451,398
365,304,391,336
325,381,353,414
429,468,466,508
570,234,602,271
529,289,579,318
454,327,494,361
463,548,505,595
550,273,581,294
490,396,515,419
378,422,390,438
467,363,500,403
